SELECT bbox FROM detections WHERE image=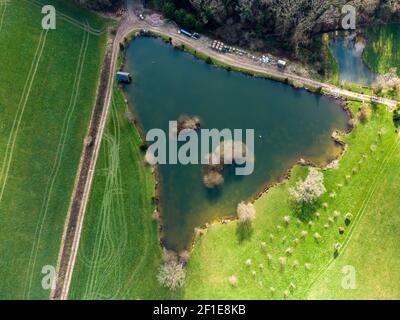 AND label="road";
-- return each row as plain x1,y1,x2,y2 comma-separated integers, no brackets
52,0,399,300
